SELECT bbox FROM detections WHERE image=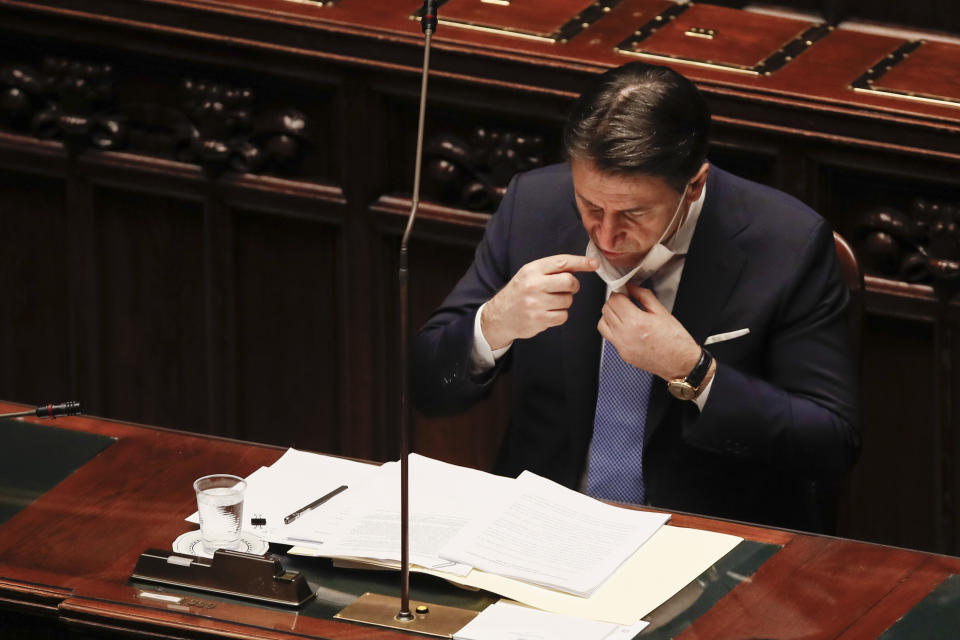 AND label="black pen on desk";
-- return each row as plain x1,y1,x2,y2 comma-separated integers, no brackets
284,485,349,525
